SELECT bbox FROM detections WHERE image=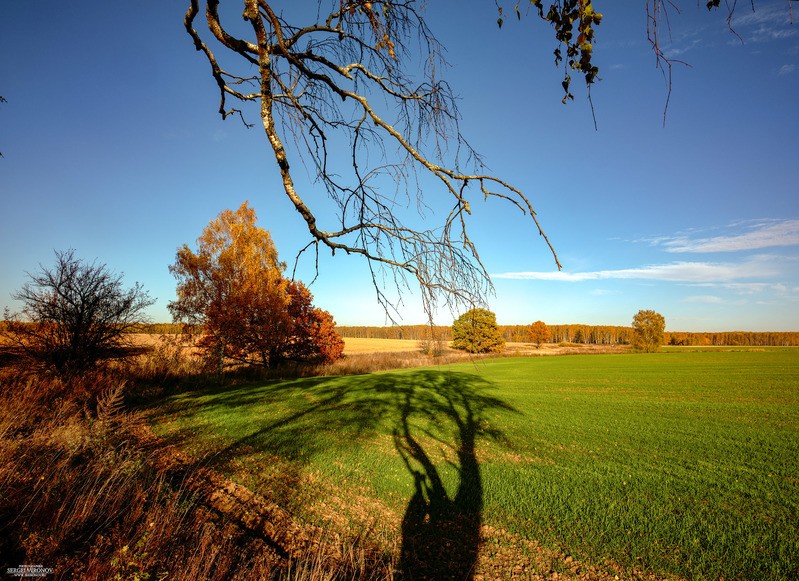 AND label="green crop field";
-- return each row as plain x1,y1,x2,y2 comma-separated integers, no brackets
148,349,799,579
